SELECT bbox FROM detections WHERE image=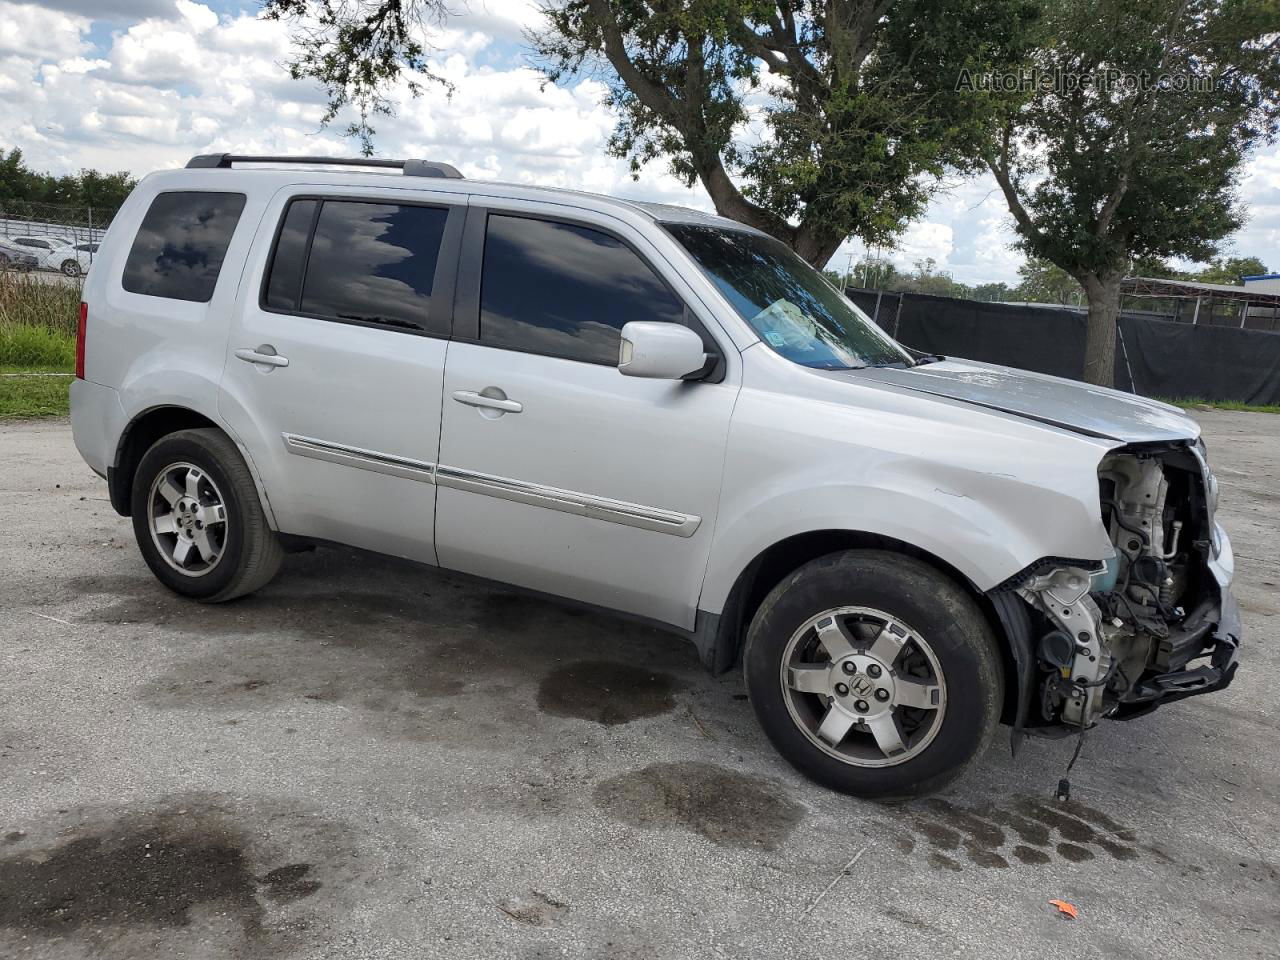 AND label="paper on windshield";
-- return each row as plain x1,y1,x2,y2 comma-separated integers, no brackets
750,299,820,353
